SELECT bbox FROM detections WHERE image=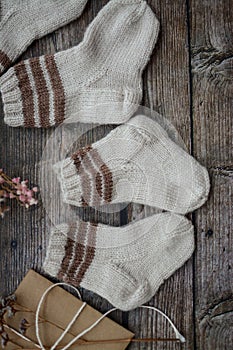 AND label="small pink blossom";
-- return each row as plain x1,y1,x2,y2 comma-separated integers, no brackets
23,187,29,194
0,169,38,217
19,195,26,202
25,190,33,198
12,177,20,184
20,188,26,195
